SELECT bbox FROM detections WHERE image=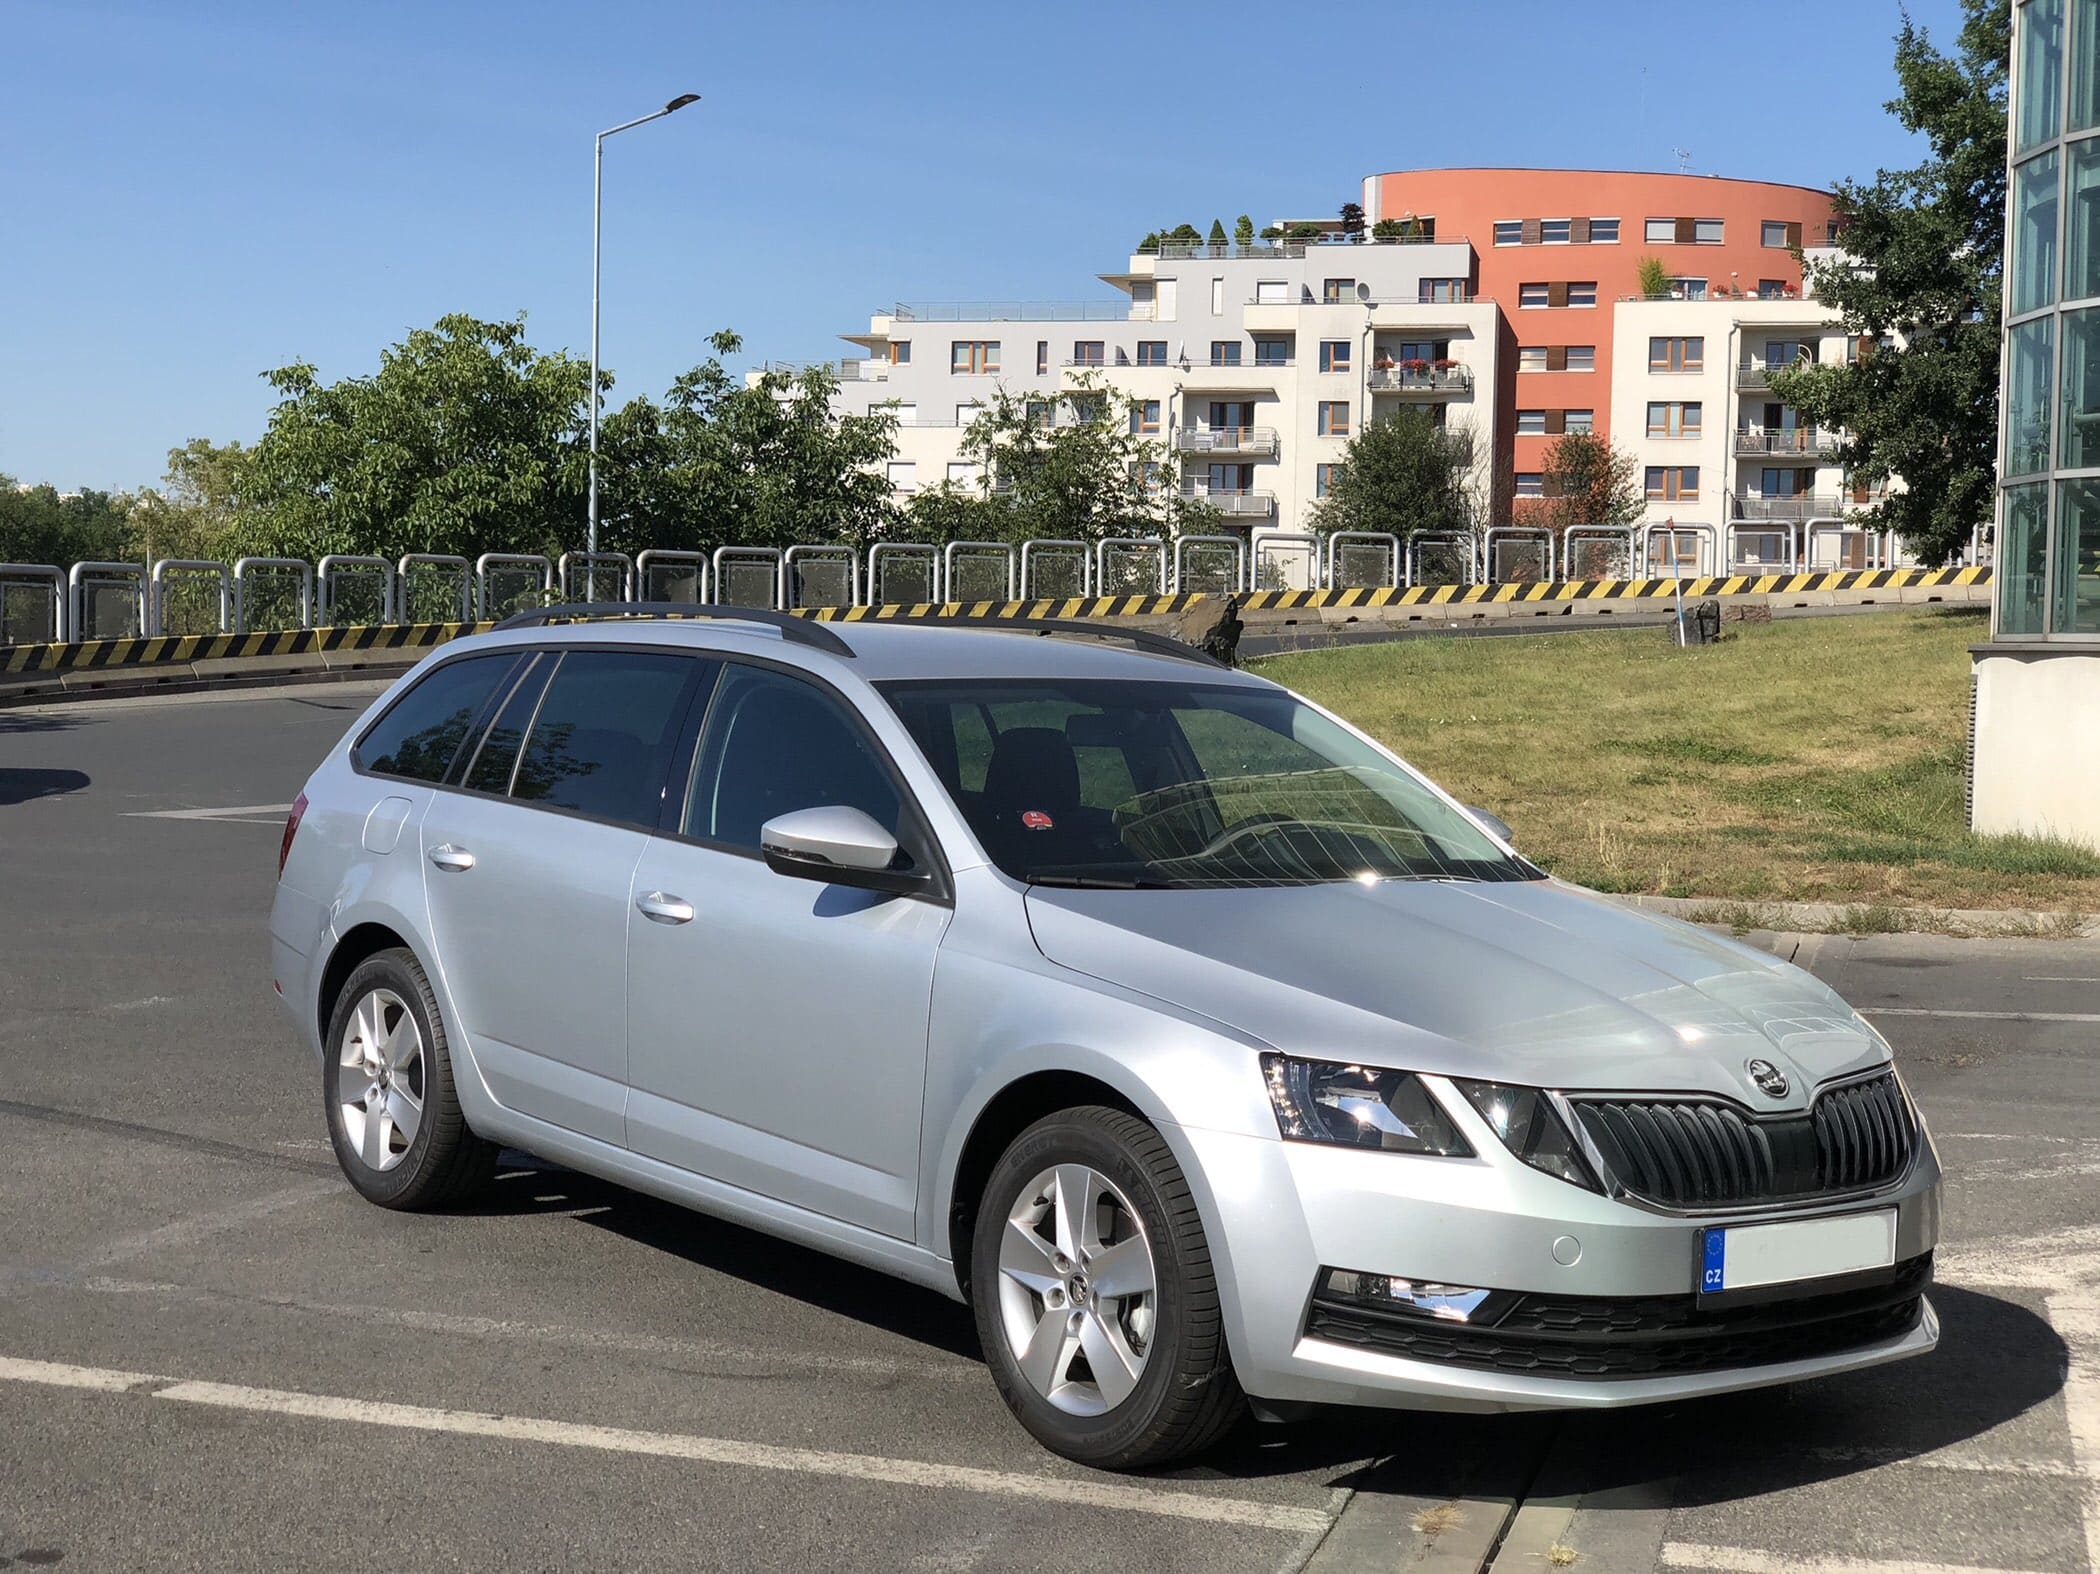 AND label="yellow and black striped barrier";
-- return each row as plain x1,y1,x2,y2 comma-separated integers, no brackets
0,564,1989,676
